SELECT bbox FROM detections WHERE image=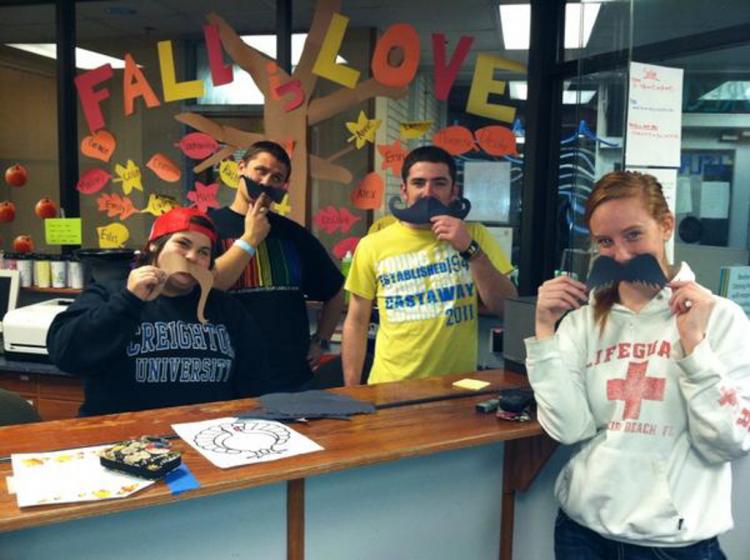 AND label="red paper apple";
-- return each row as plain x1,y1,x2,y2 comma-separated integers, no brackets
4,164,28,187
12,235,33,253
34,197,58,219
0,201,15,223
